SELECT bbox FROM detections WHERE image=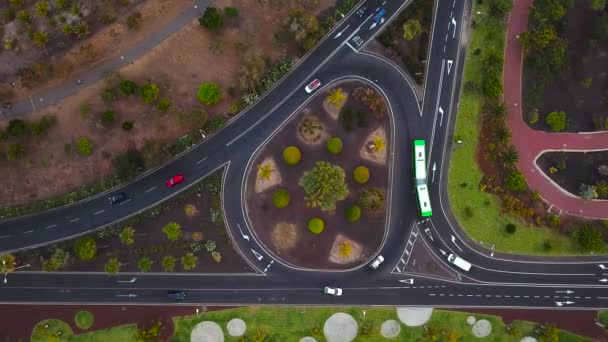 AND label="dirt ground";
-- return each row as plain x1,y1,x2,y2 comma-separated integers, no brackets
537,151,608,199
245,80,390,269
523,1,608,132
0,0,336,208
15,171,252,273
